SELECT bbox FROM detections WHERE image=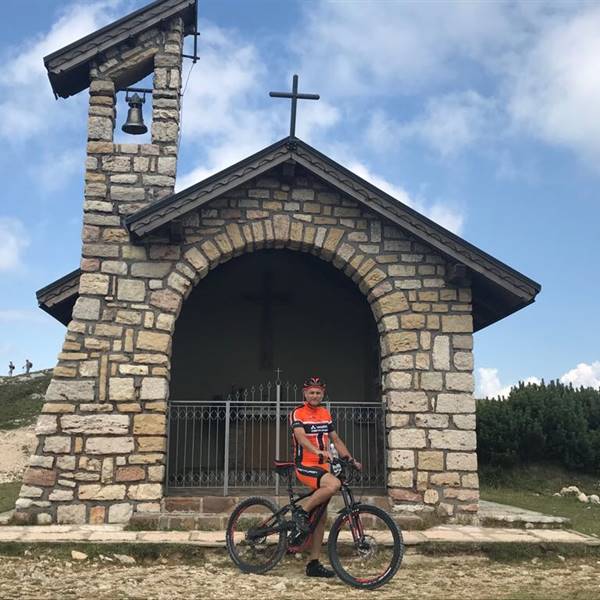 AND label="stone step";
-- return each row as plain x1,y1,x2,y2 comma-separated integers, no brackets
130,510,424,532
479,514,570,530
478,500,571,530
